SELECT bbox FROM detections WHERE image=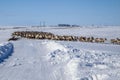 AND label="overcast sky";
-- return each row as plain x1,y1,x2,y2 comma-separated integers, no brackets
0,0,120,26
